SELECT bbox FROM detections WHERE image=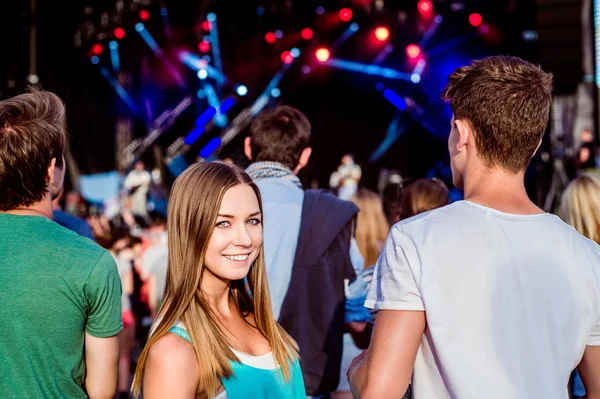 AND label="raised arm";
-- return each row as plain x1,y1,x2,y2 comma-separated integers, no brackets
85,333,119,399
